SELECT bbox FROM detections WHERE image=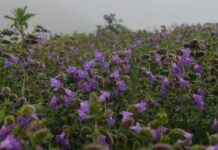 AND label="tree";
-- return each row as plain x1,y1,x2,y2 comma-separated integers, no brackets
4,6,35,39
